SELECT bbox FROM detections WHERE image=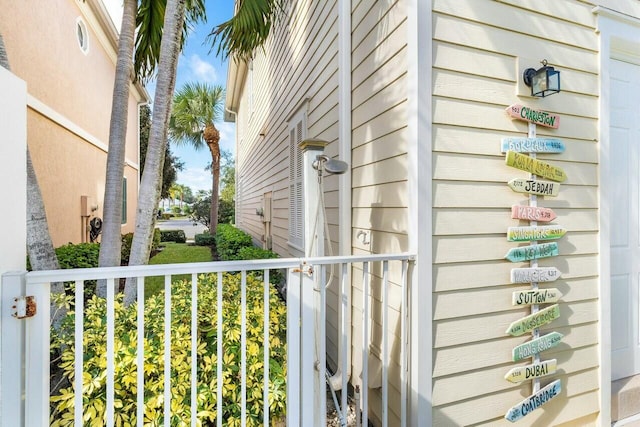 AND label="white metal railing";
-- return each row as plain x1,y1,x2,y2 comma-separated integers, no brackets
2,253,415,427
